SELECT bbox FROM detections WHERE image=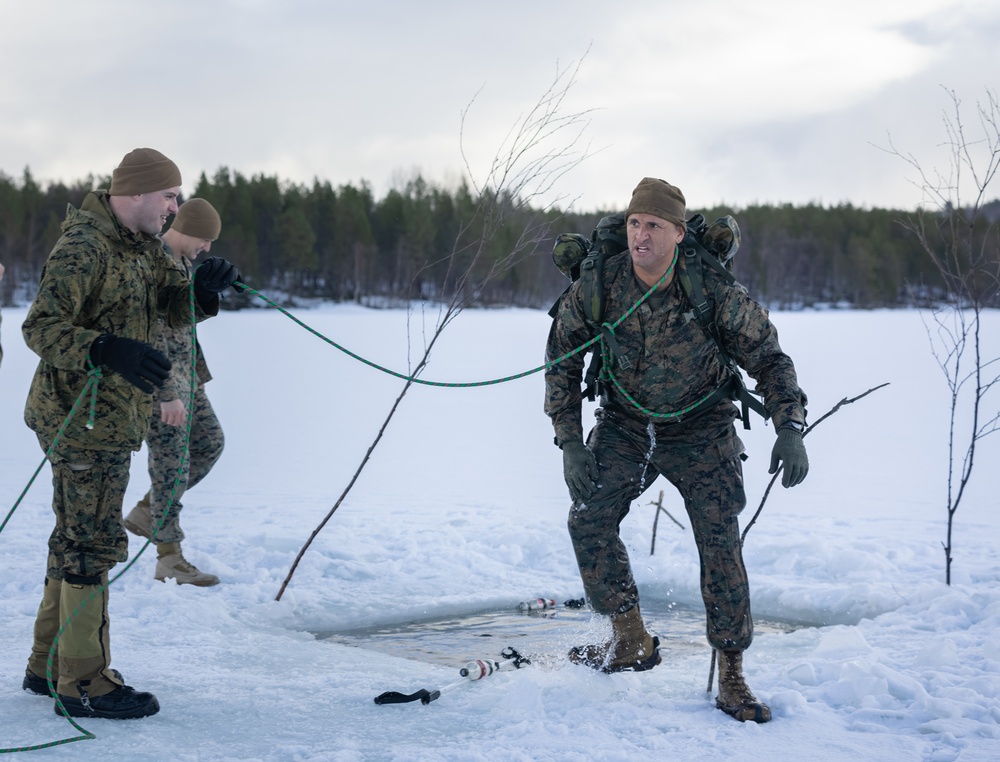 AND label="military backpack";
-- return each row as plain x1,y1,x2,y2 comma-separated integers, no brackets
548,212,768,428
